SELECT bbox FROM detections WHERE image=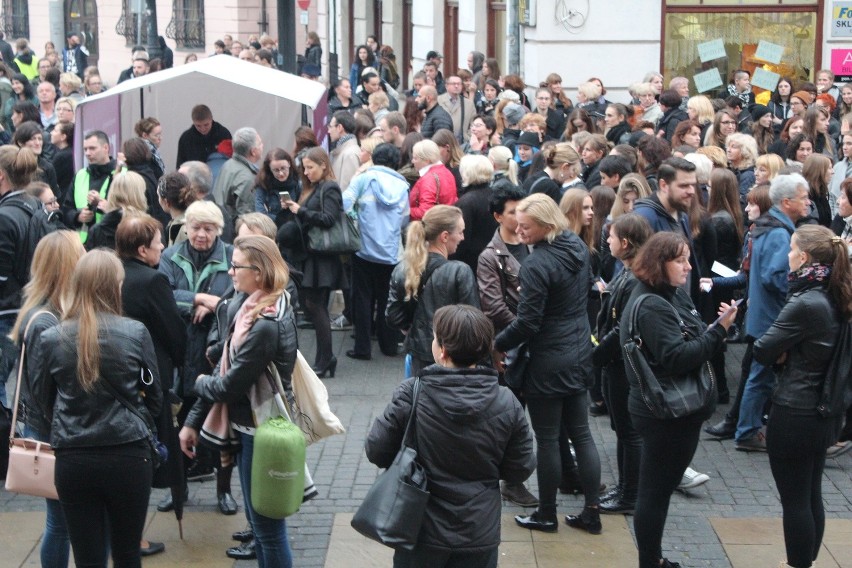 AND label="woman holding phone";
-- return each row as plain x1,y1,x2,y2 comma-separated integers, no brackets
255,148,299,222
